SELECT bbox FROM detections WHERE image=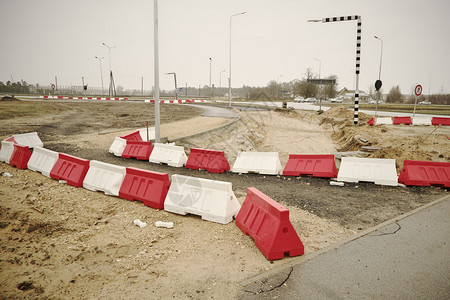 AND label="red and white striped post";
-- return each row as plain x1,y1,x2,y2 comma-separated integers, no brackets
309,15,362,125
